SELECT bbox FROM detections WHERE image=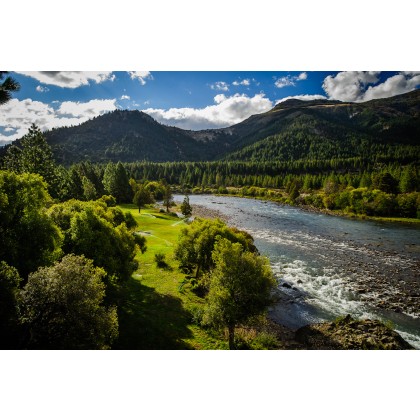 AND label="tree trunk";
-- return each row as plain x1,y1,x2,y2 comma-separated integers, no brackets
228,325,235,350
